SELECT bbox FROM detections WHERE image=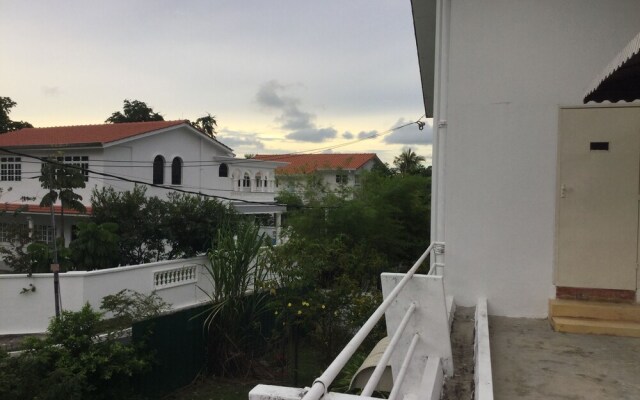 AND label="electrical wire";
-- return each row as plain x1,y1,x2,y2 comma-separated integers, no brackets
0,115,427,210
